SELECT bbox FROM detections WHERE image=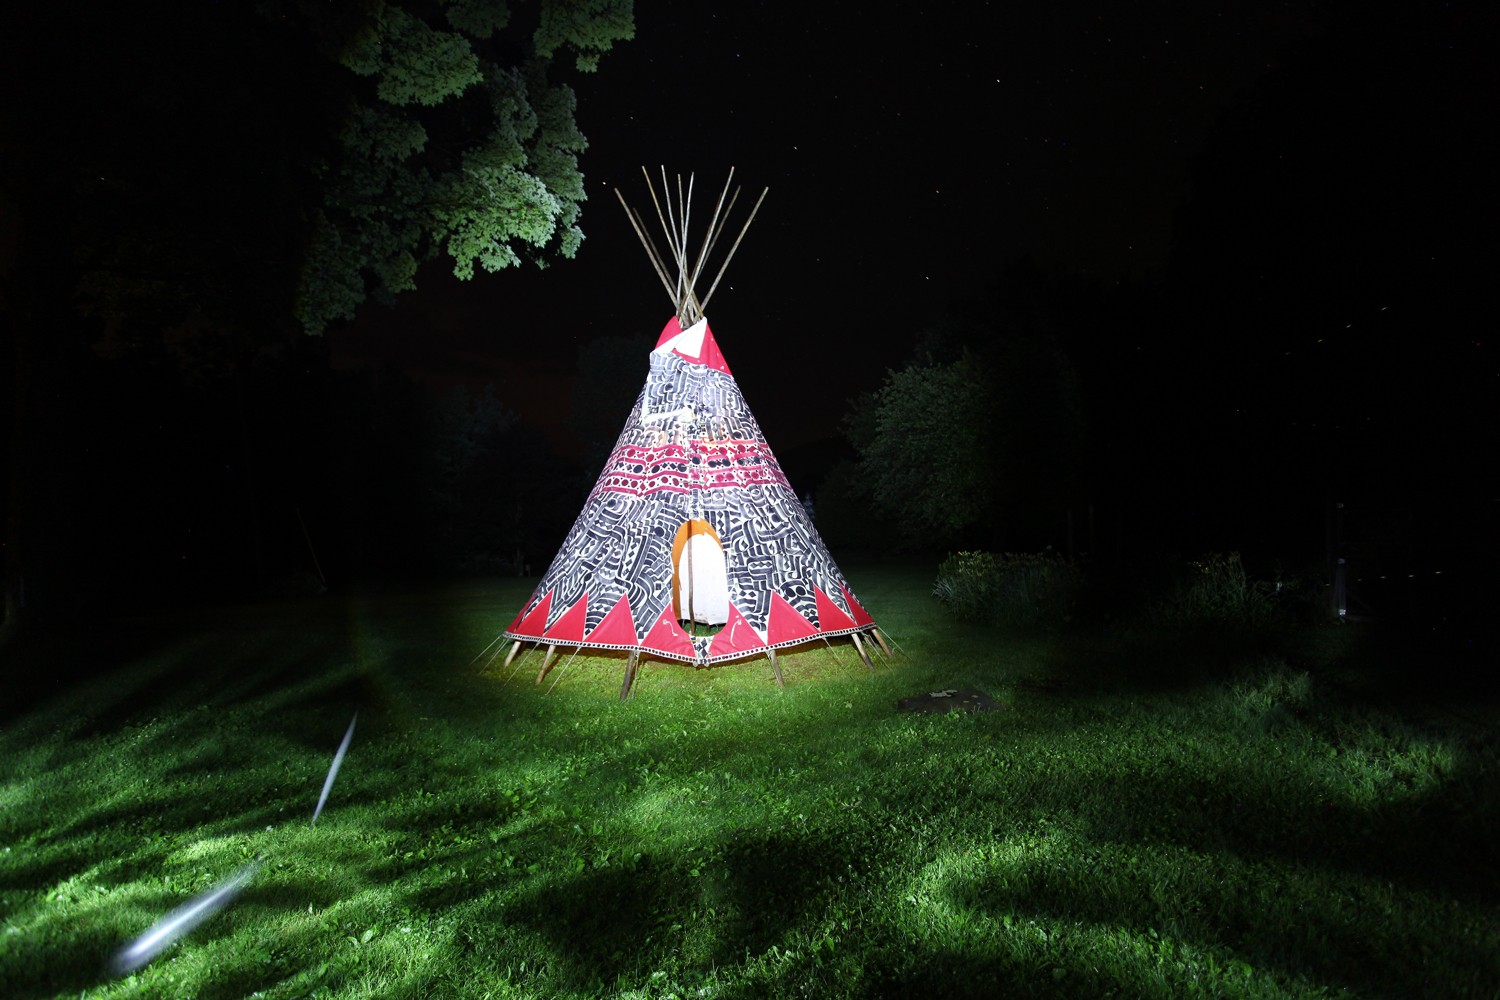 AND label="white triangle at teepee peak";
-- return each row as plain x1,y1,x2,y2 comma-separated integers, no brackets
675,319,708,358
652,318,708,359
